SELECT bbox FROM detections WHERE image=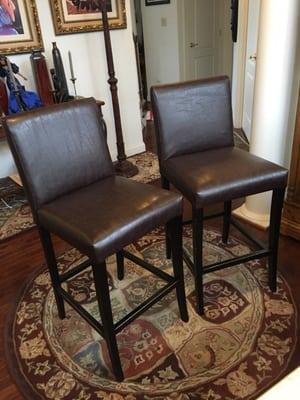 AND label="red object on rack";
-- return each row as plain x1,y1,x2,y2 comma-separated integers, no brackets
0,79,8,115
31,50,54,106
